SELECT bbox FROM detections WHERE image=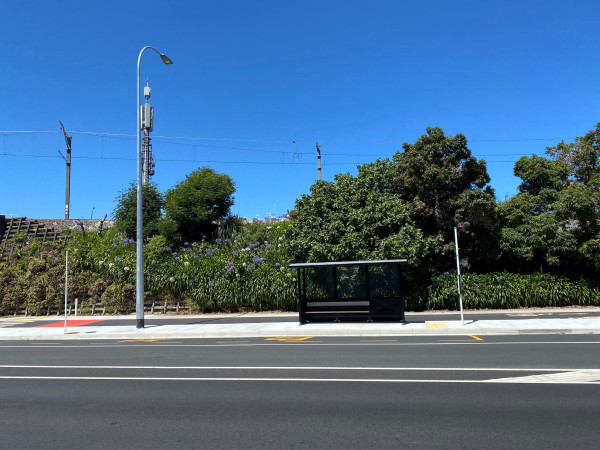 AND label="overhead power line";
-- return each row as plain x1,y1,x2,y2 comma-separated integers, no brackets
0,152,314,166
0,129,579,145
0,152,524,167
0,129,584,168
